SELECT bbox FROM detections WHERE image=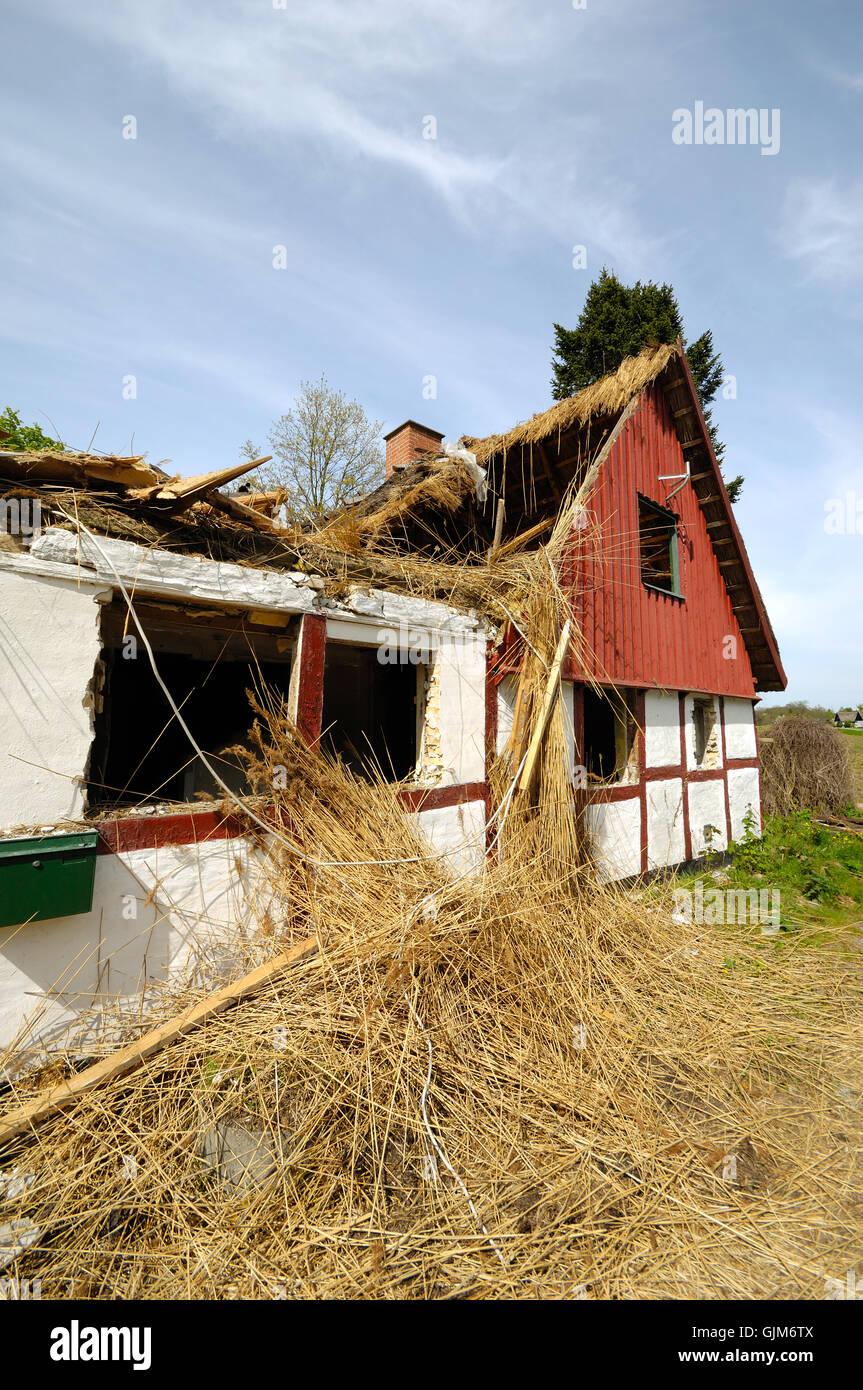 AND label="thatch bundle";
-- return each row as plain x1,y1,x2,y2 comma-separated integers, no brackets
759,717,854,818
466,343,678,467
